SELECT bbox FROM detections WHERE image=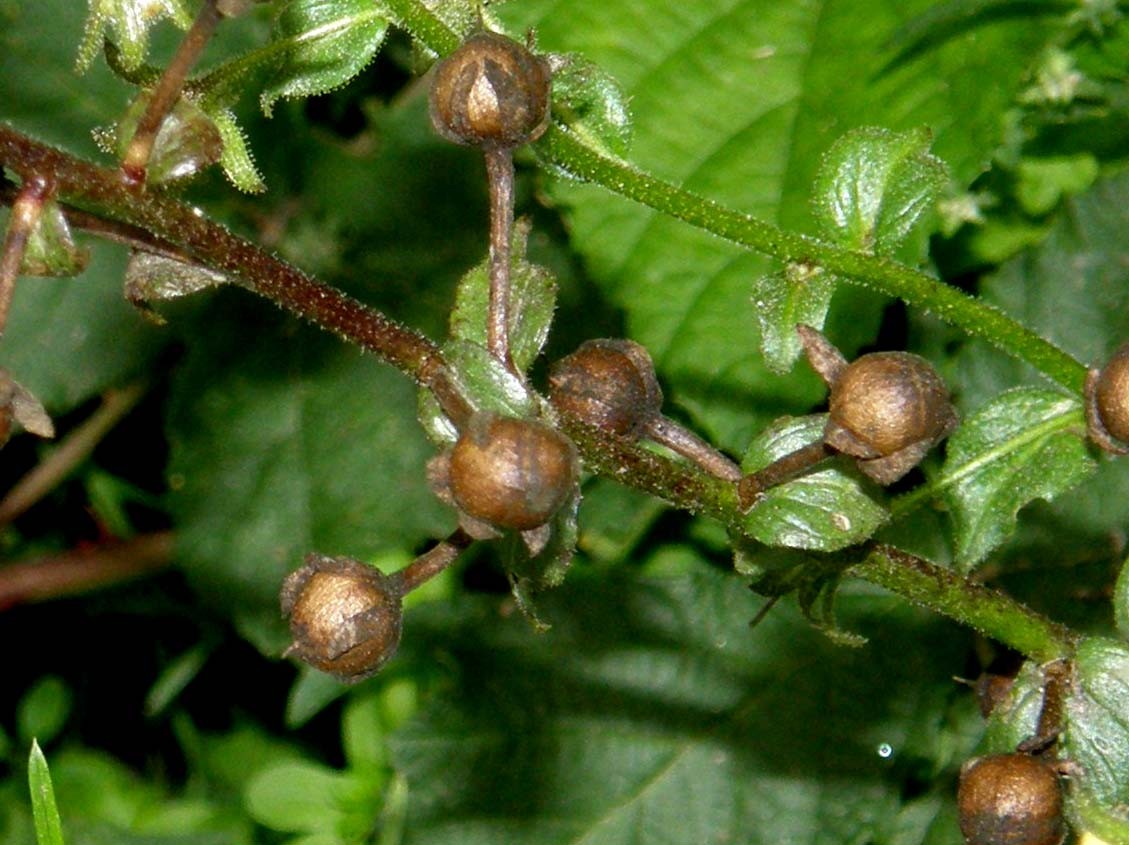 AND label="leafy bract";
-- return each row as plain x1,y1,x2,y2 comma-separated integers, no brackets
1065,638,1129,844
391,567,970,845
741,415,887,551
259,0,389,116
940,388,1095,569
502,0,1057,451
